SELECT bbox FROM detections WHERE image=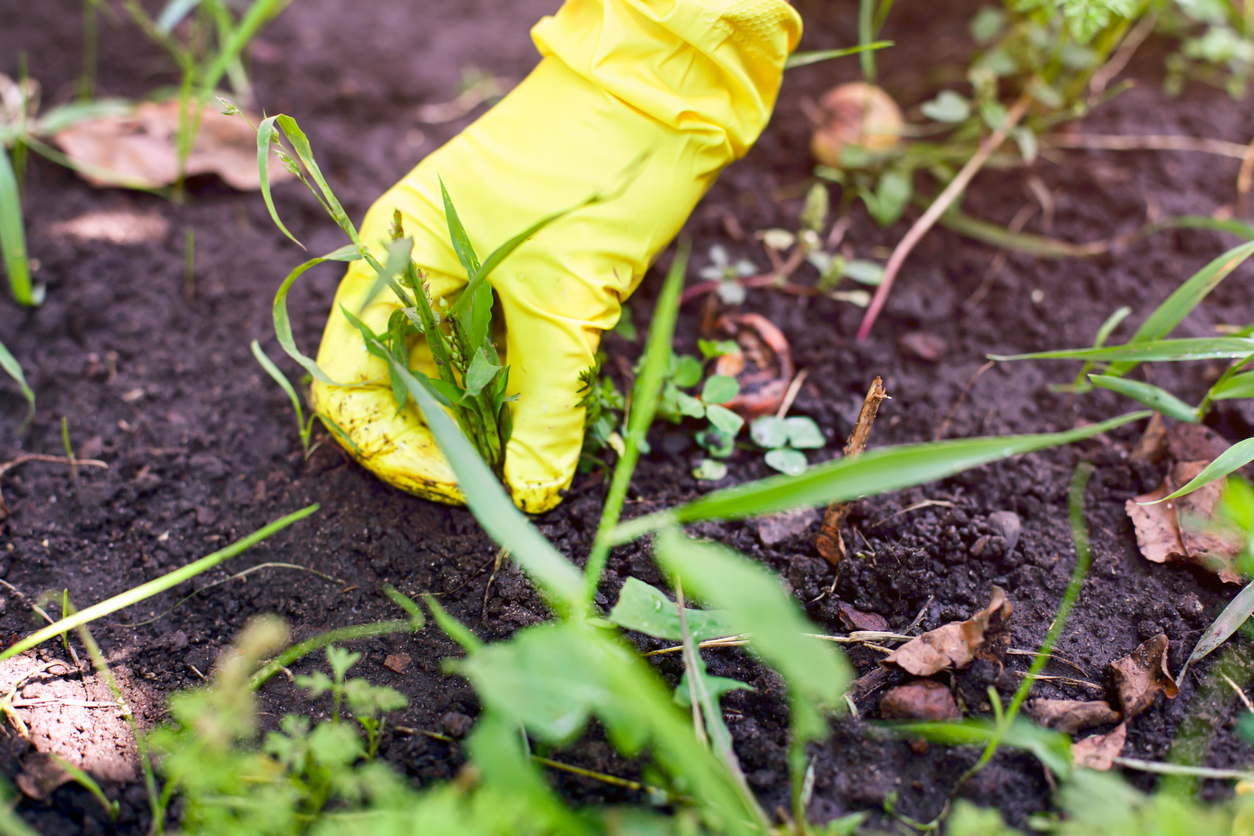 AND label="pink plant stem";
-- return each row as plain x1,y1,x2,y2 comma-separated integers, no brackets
857,92,1033,341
